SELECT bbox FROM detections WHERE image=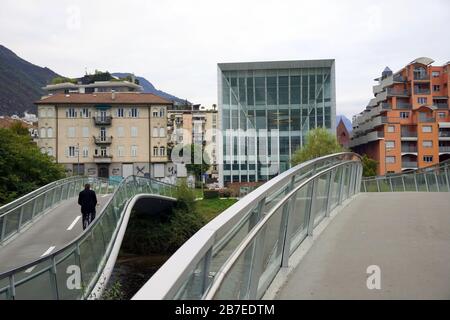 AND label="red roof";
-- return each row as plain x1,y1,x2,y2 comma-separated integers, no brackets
35,92,172,105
